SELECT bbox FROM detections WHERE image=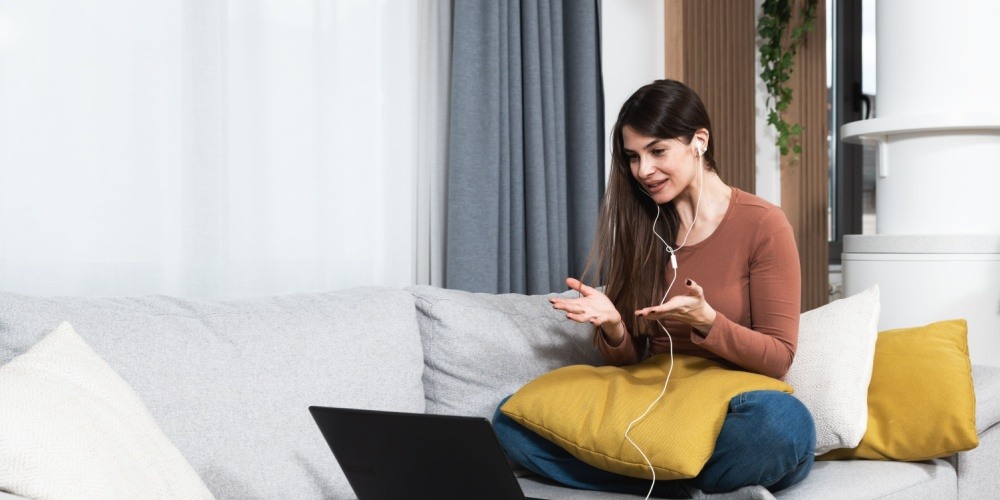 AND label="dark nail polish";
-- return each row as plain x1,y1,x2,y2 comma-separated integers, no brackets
685,279,692,286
